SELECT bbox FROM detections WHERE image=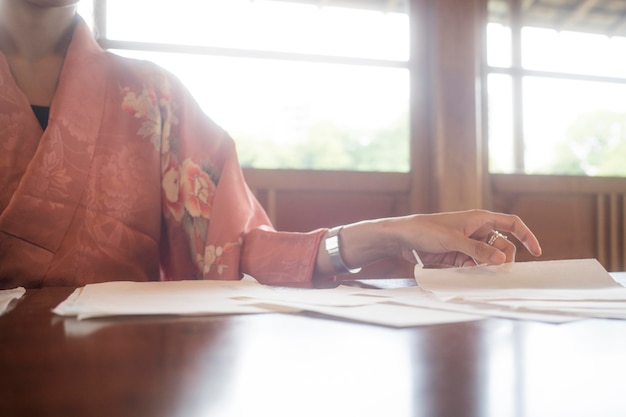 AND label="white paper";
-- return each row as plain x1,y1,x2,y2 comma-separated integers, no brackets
415,258,618,293
232,284,393,307
52,276,485,326
413,258,626,320
236,285,485,326
52,259,626,327
53,276,280,319
0,287,25,315
306,302,483,327
352,285,578,323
